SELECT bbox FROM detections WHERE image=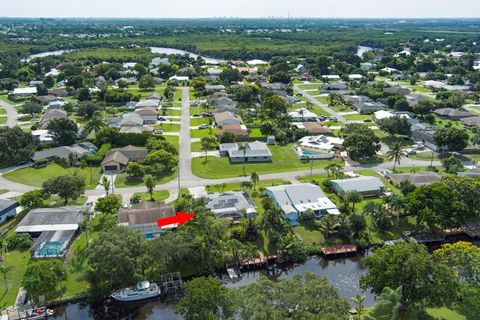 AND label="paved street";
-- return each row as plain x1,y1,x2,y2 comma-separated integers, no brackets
0,98,19,127
293,84,347,123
